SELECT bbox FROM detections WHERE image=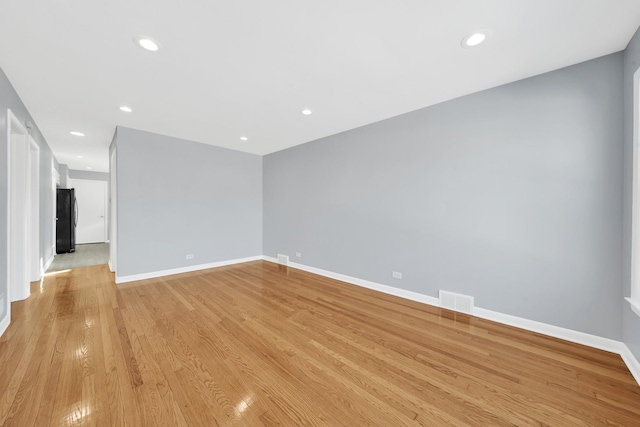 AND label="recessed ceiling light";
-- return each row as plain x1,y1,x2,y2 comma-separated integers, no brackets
133,35,161,52
119,106,133,113
462,31,489,48
70,131,85,137
86,167,92,170
240,136,248,141
76,155,83,158
301,109,313,116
